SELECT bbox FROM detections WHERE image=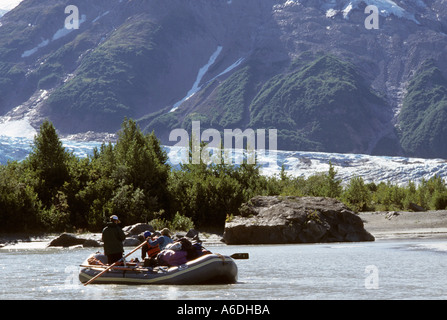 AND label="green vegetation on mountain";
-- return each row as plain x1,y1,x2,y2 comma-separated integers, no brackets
143,53,388,154
0,1,65,110
1,1,446,158
211,65,253,128
46,15,166,131
1,119,446,234
398,60,447,158
249,54,386,152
